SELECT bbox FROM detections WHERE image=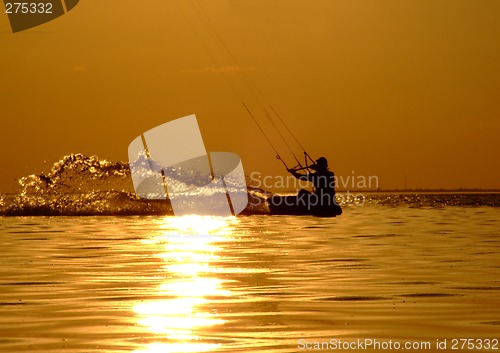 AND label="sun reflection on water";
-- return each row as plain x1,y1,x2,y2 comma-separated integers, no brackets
133,216,236,353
